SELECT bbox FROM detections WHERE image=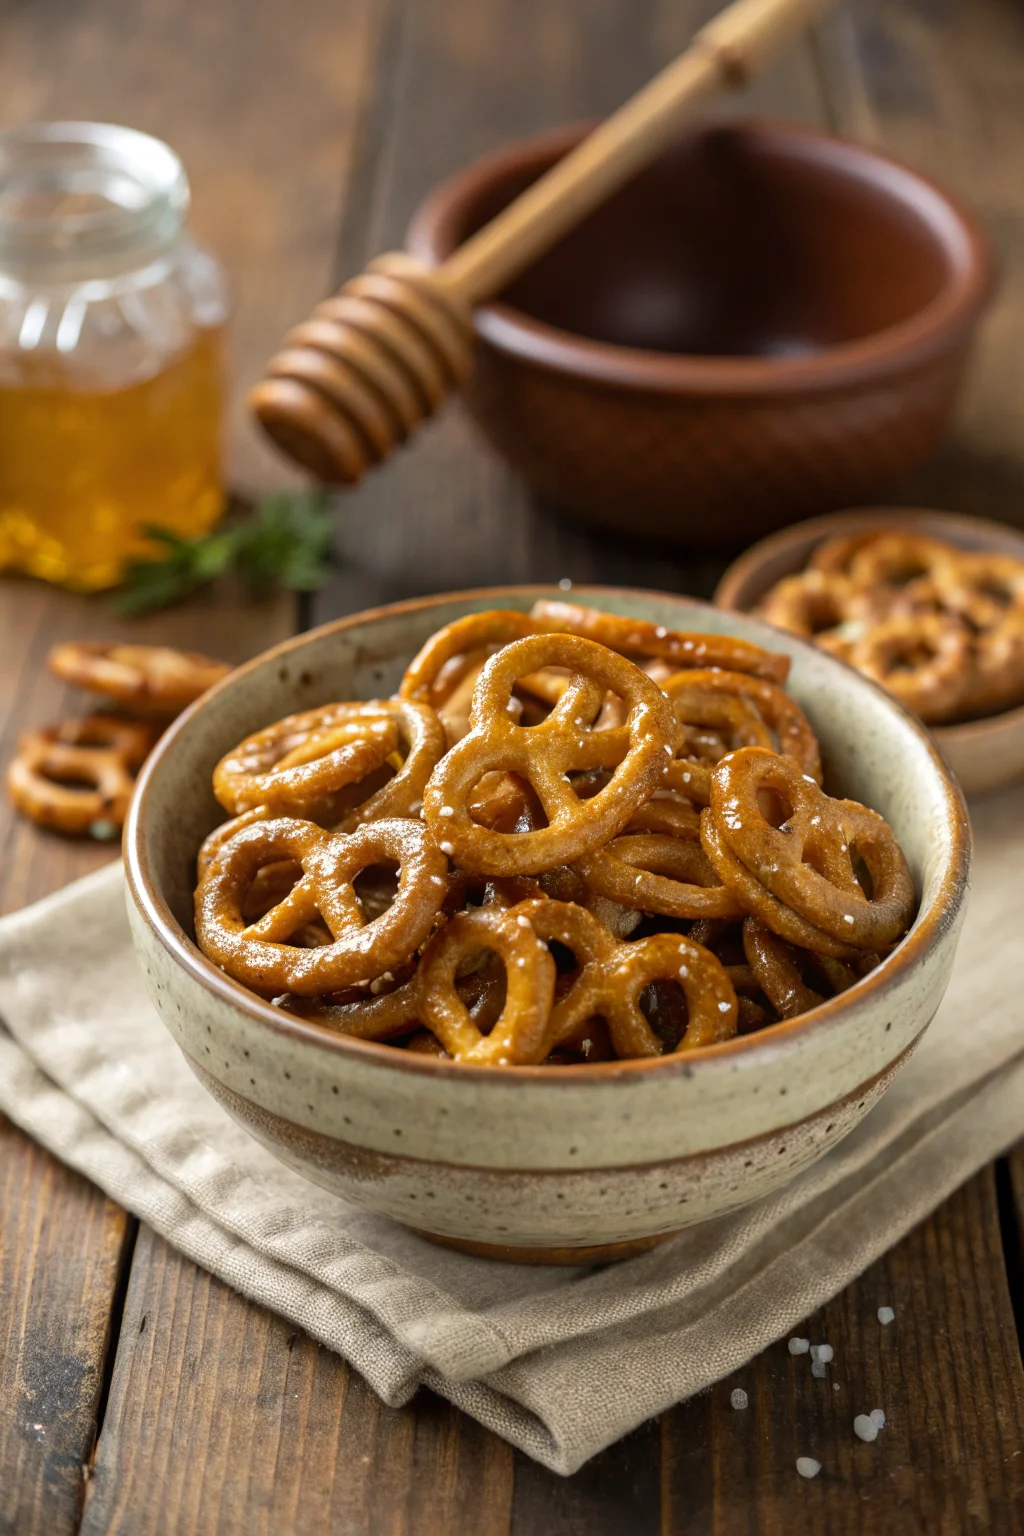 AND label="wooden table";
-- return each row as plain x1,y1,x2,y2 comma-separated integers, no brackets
3,2,1024,1530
